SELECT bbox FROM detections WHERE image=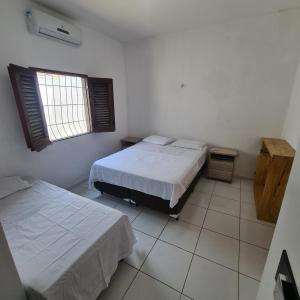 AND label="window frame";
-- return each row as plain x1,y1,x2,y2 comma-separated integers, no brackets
30,67,88,79
32,67,93,143
8,64,116,152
